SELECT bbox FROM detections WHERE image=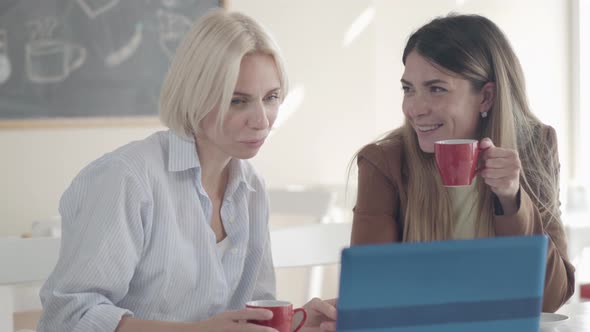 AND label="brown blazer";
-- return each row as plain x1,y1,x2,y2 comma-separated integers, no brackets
351,126,575,312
